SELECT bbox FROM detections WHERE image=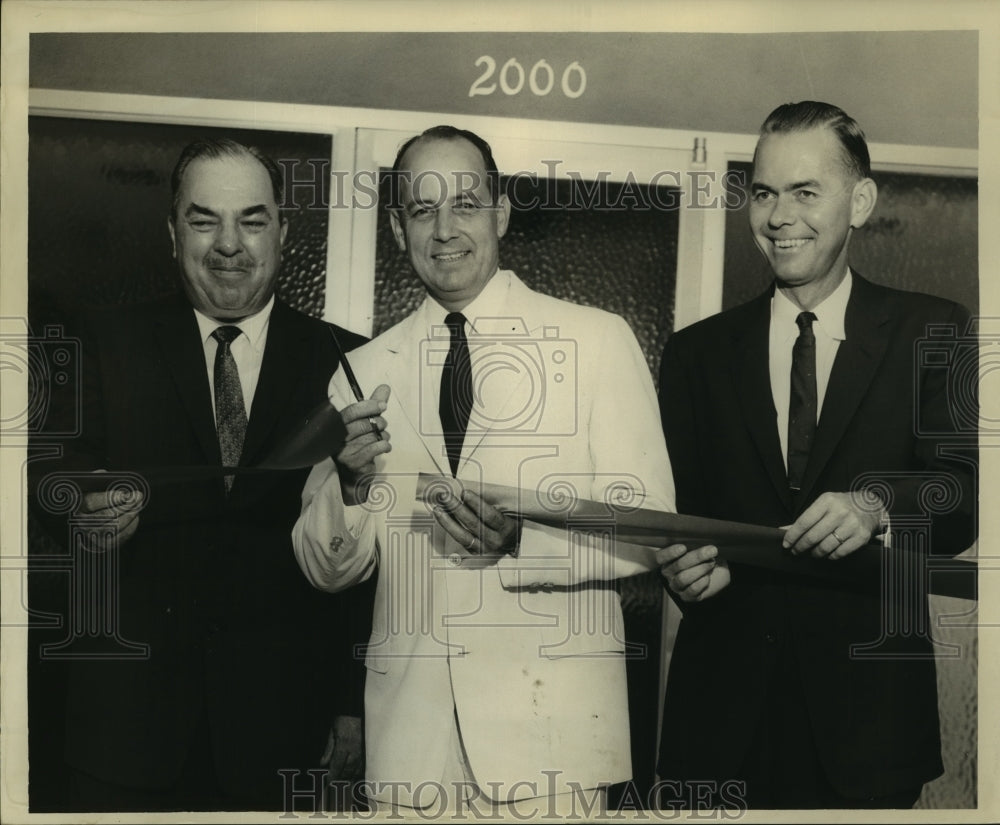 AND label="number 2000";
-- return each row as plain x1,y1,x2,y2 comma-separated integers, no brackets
469,57,587,99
